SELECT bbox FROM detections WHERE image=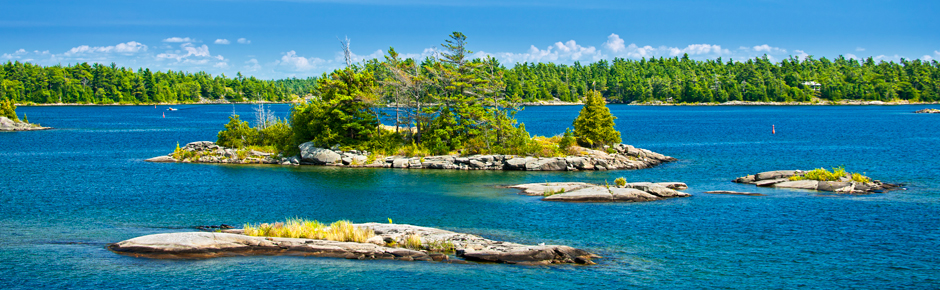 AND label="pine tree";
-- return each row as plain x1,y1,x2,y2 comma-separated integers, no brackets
573,90,620,148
